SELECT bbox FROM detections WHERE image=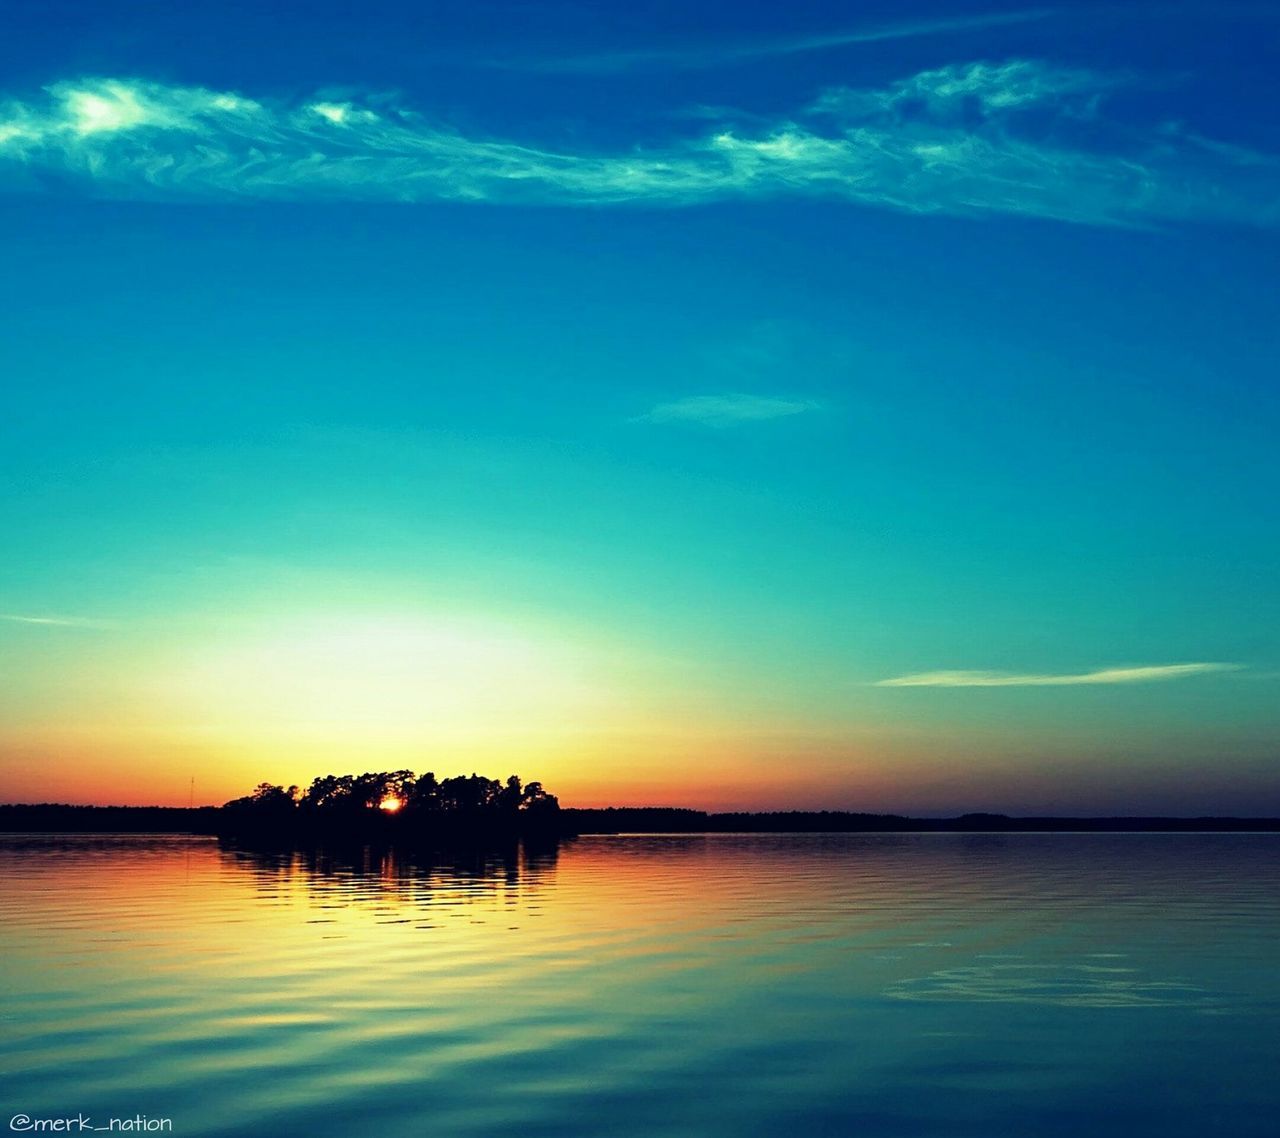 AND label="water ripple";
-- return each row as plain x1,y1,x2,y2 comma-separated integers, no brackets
2,832,1279,1137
